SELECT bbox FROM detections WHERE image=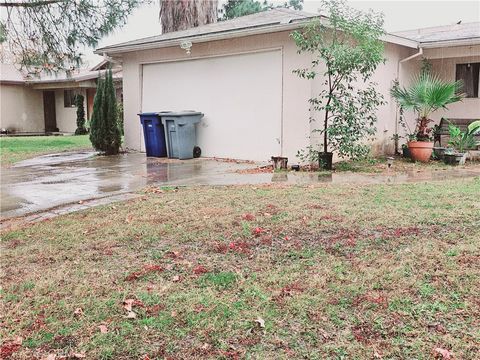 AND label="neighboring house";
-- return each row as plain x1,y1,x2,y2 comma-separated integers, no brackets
0,62,122,134
95,8,479,161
